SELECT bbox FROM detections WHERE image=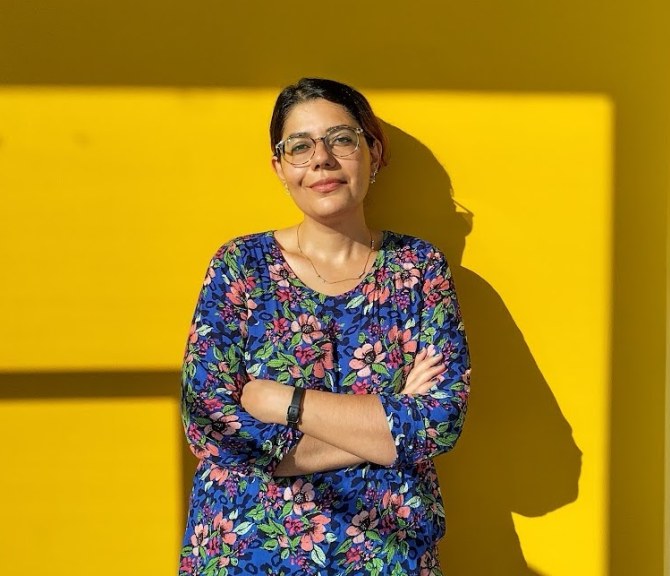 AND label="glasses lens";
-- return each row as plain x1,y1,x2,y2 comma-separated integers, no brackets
326,127,360,158
284,136,314,165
